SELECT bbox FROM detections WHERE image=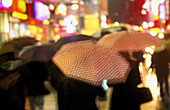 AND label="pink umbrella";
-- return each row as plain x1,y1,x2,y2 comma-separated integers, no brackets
52,40,131,86
97,31,161,52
